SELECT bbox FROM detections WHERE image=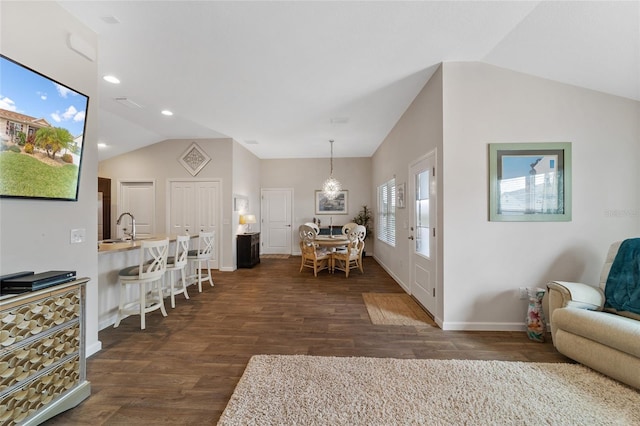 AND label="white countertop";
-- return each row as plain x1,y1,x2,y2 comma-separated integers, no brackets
98,234,197,254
